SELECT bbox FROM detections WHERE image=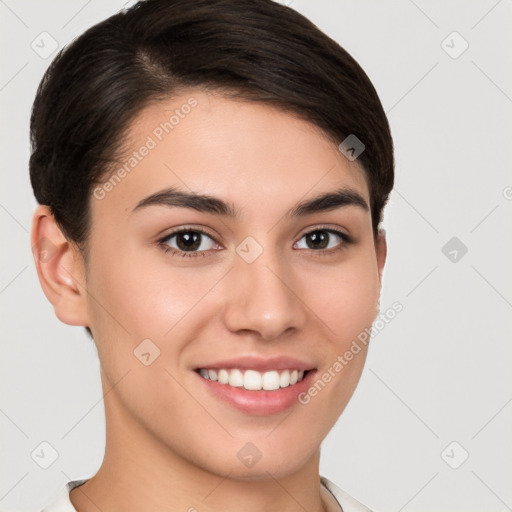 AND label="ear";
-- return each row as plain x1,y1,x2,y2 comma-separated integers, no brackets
375,227,387,285
31,205,90,326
